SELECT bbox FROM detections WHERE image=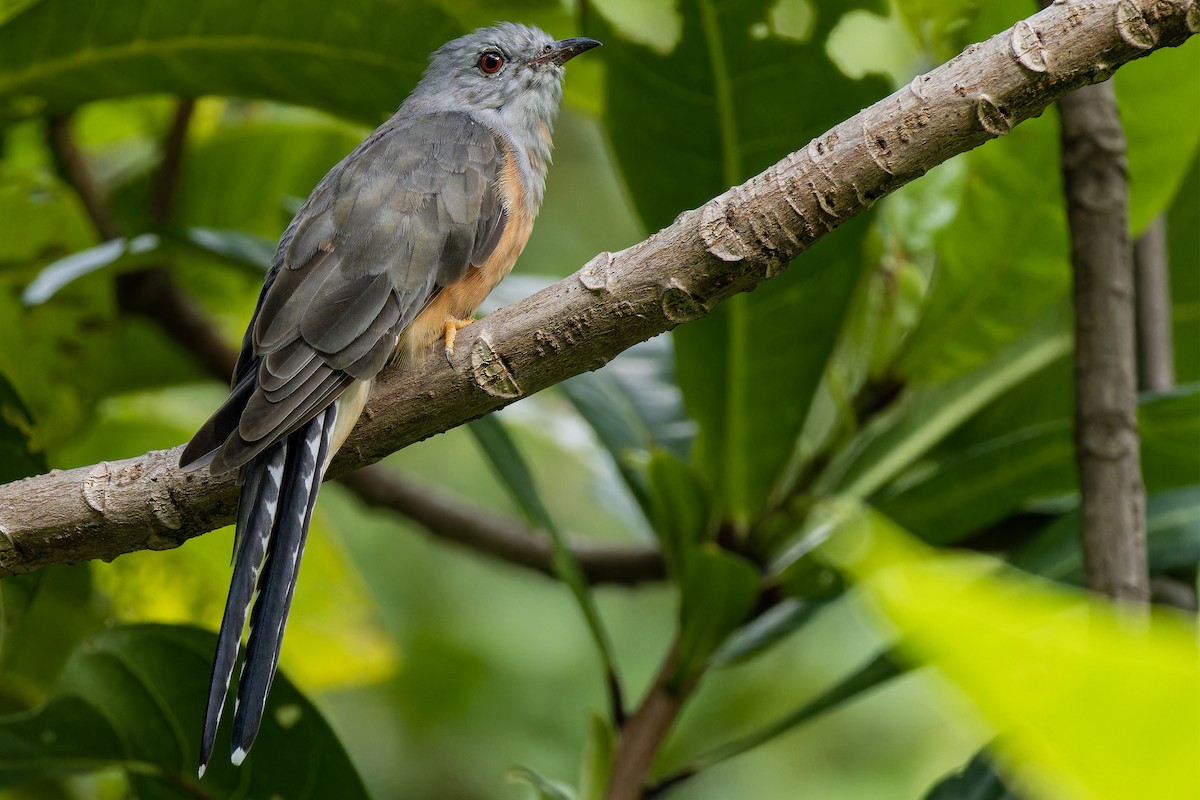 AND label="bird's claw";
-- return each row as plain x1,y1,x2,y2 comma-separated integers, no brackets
442,316,475,366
